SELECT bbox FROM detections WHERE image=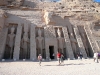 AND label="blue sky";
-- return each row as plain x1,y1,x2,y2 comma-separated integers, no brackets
94,0,100,2
53,0,100,2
